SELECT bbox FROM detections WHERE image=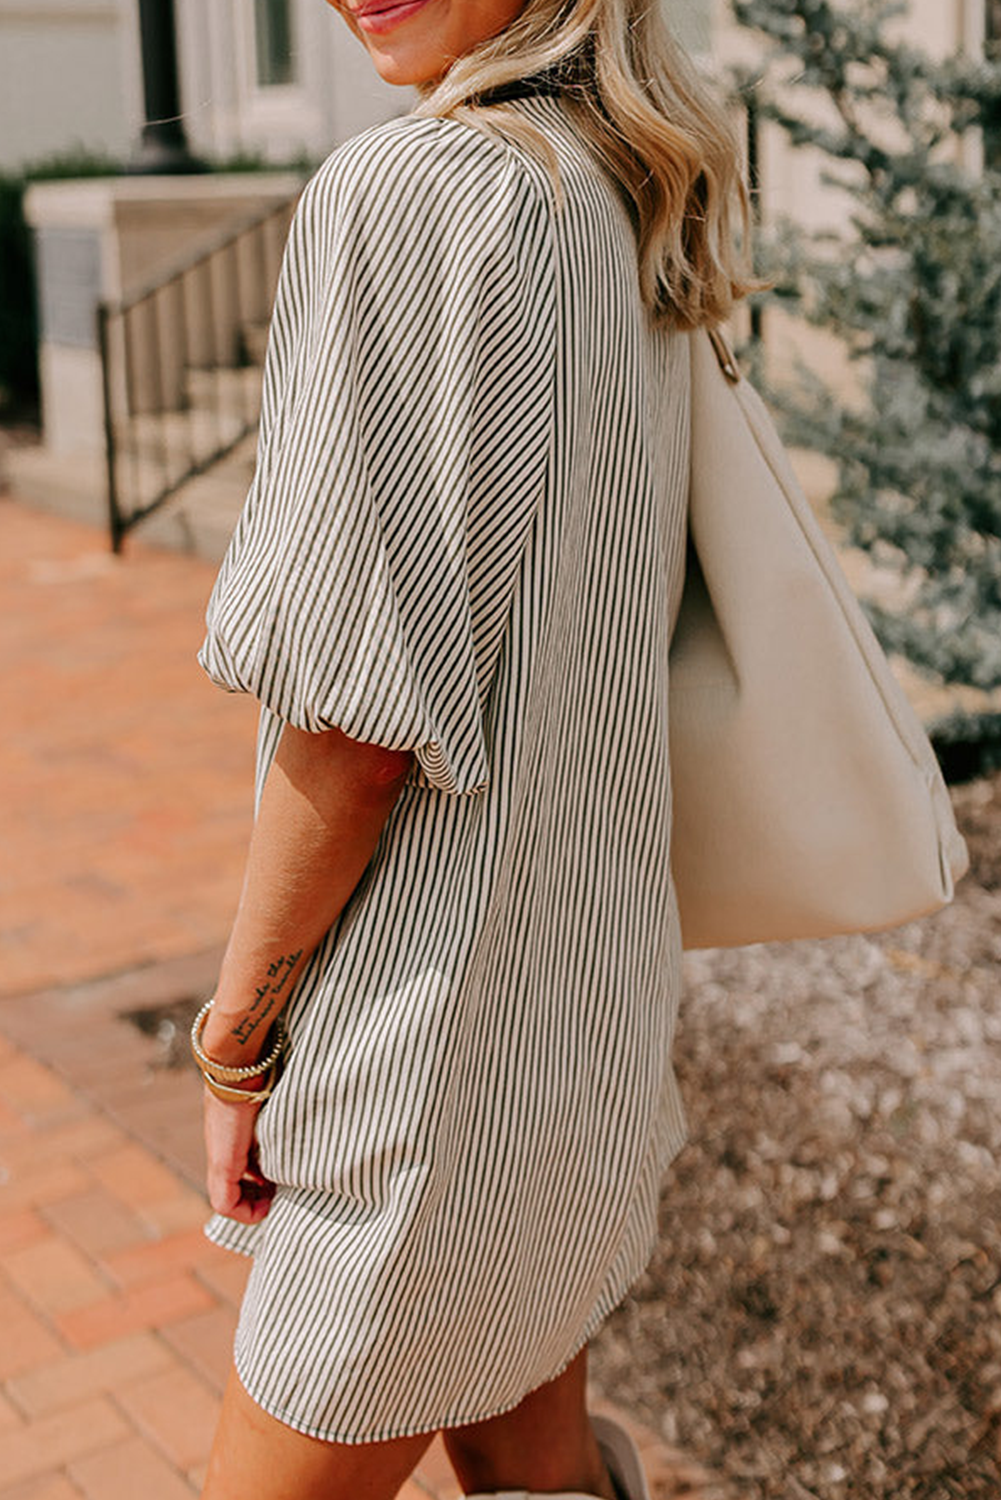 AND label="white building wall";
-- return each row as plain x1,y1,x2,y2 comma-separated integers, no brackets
0,0,405,175
174,0,407,166
1,1,987,179
0,0,131,170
